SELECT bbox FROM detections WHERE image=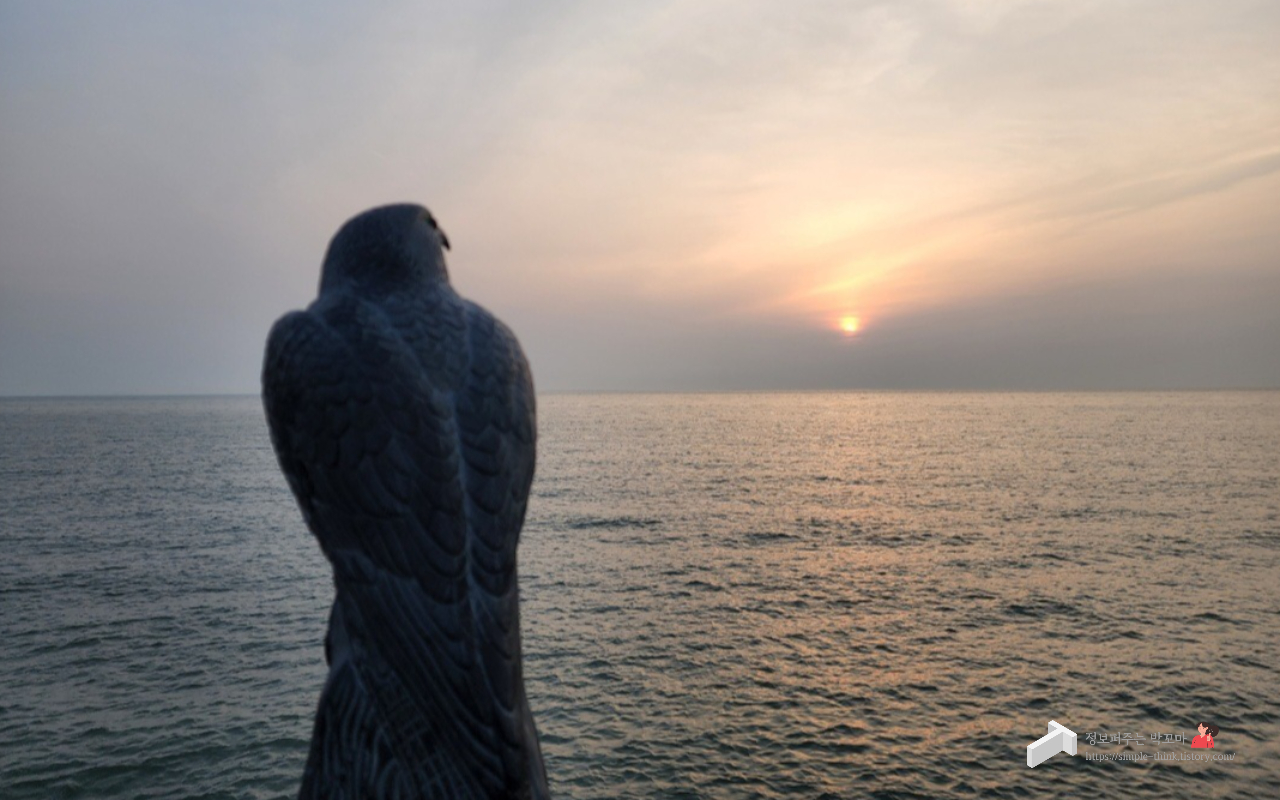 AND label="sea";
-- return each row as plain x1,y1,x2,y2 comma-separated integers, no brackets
1,392,1277,799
